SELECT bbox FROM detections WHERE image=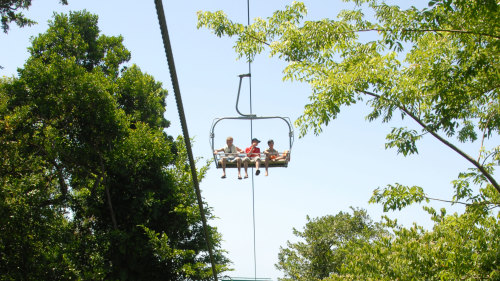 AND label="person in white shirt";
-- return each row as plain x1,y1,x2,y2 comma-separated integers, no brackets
214,136,244,179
